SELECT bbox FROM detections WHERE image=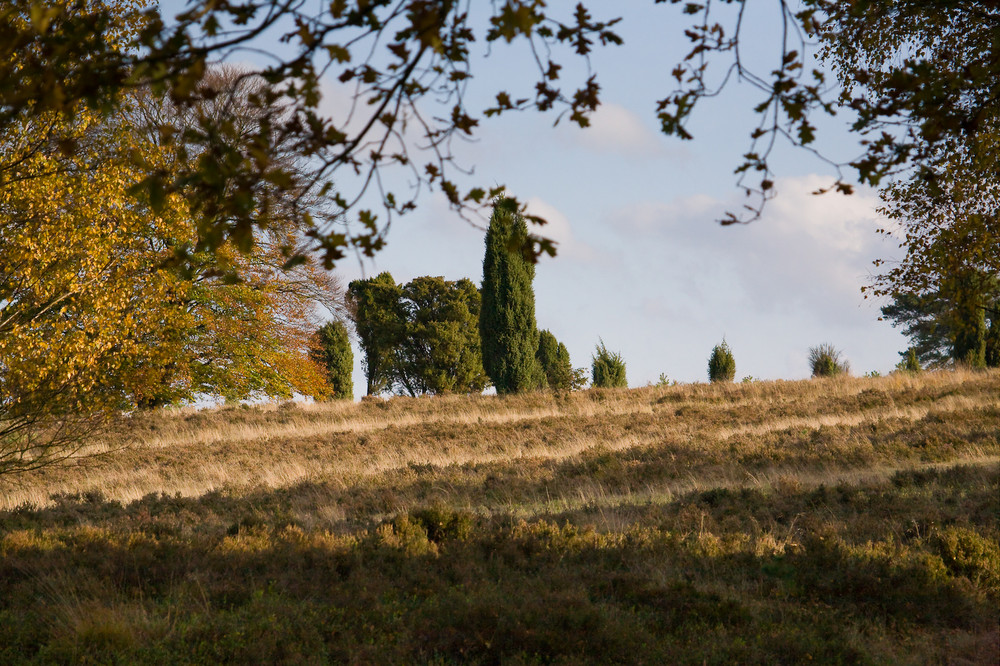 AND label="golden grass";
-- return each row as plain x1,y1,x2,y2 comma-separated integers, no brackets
2,368,997,514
